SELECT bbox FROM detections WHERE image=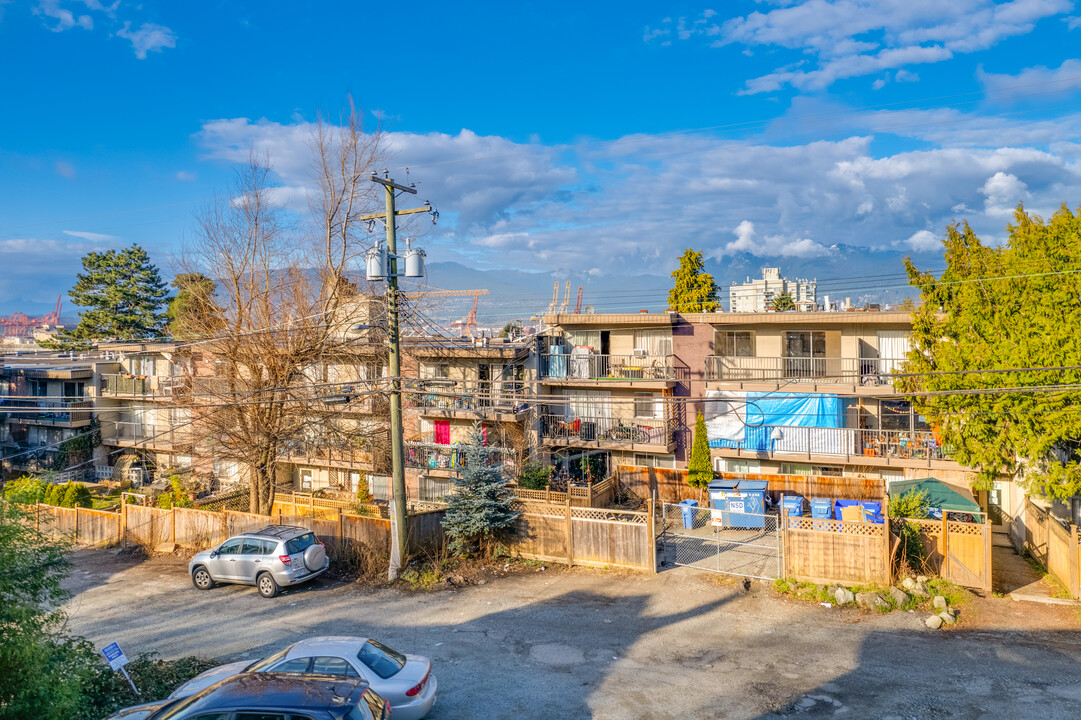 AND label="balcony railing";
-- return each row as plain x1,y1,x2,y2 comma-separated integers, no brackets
705,356,908,384
405,436,515,476
712,426,953,462
279,436,377,467
540,413,674,447
101,374,154,396
410,380,527,415
102,421,192,448
1,398,93,424
541,352,675,381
